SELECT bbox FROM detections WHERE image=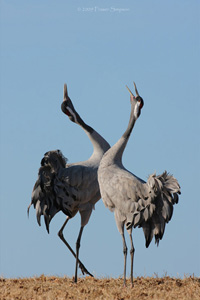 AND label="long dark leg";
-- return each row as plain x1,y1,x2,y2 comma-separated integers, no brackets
58,217,93,277
129,232,135,287
121,233,128,287
74,226,84,283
